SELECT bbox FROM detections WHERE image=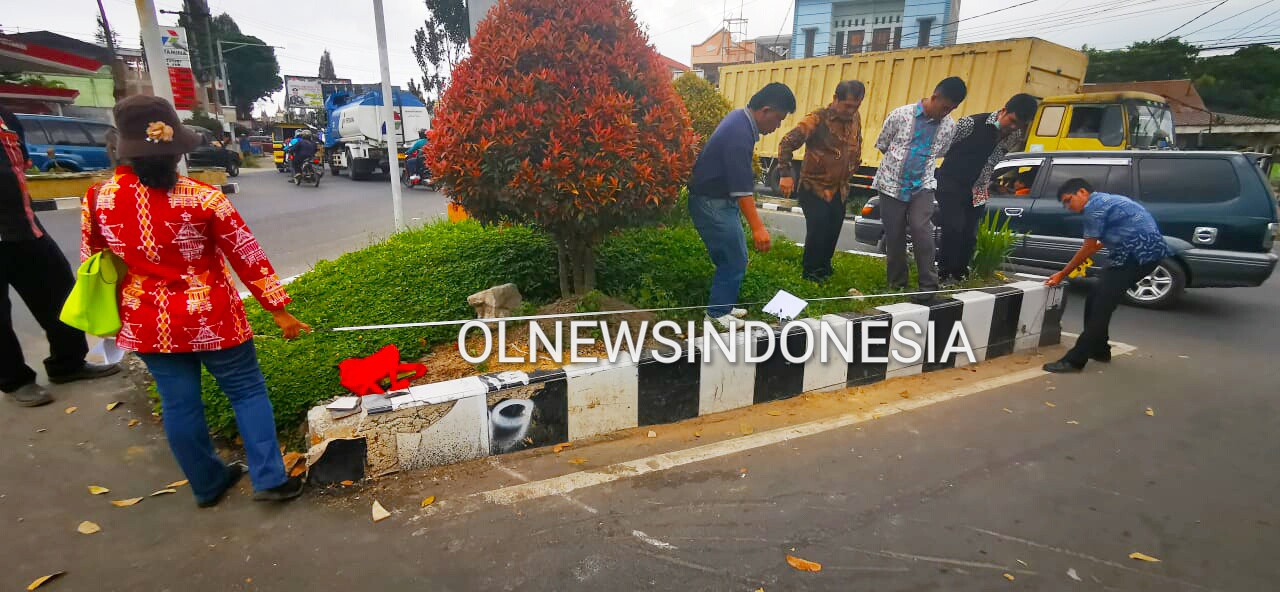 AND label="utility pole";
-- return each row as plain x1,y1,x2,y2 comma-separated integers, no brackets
216,40,283,121
372,0,405,231
135,0,186,175
95,0,126,100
